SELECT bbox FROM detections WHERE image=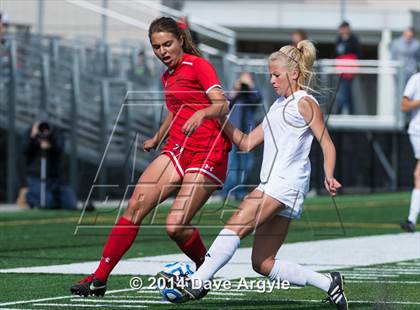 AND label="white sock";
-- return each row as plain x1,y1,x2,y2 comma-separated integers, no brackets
192,228,240,283
408,189,420,224
268,259,331,292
